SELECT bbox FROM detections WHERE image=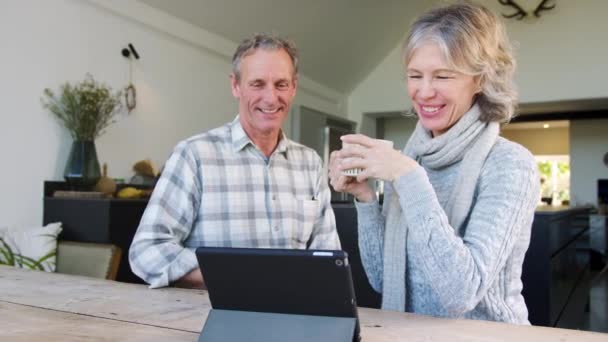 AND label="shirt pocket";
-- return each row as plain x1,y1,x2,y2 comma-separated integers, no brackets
287,199,318,248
